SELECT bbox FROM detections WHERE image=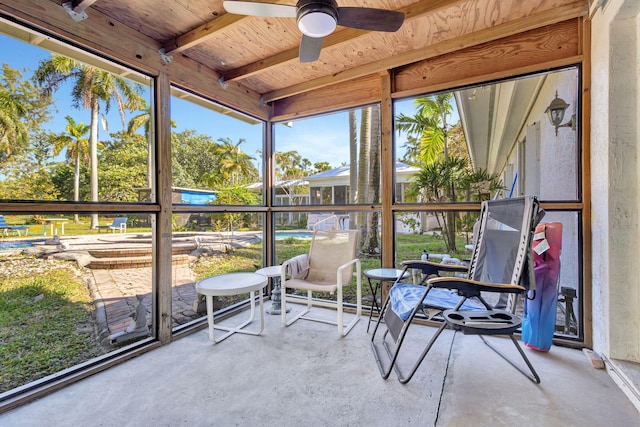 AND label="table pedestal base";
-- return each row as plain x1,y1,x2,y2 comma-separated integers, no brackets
266,283,290,315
